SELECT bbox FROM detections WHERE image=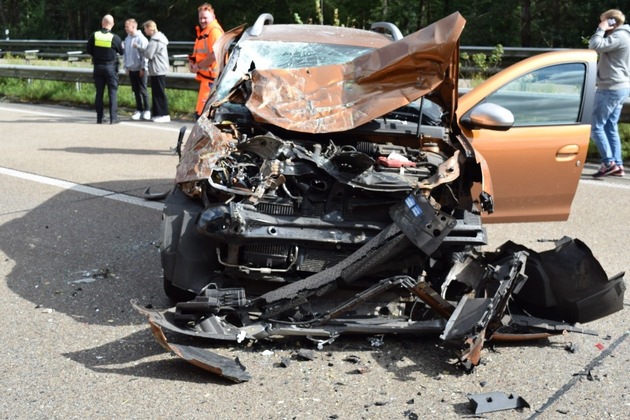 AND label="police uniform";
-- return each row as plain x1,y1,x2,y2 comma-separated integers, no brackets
87,29,124,123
